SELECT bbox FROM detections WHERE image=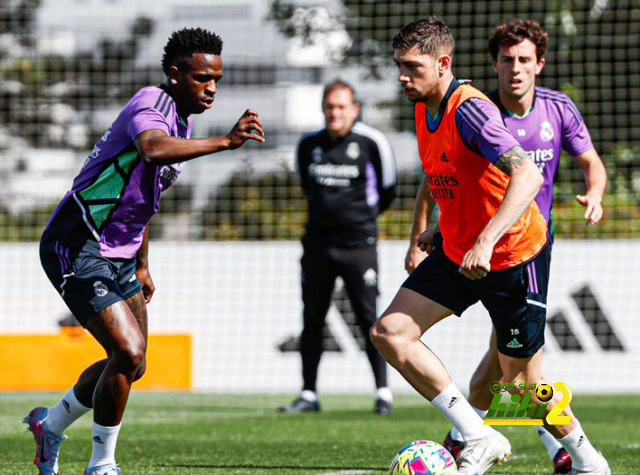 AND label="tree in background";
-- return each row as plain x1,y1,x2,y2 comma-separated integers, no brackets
0,1,155,224
0,1,155,149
